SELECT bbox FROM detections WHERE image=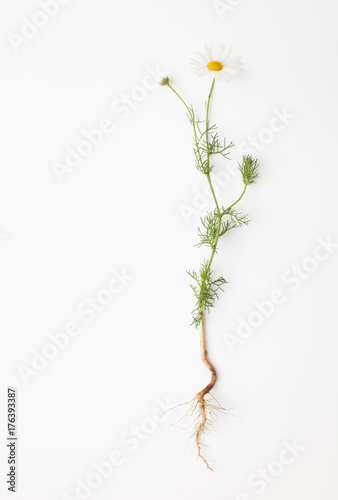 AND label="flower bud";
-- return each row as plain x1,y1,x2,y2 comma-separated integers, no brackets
159,76,170,86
